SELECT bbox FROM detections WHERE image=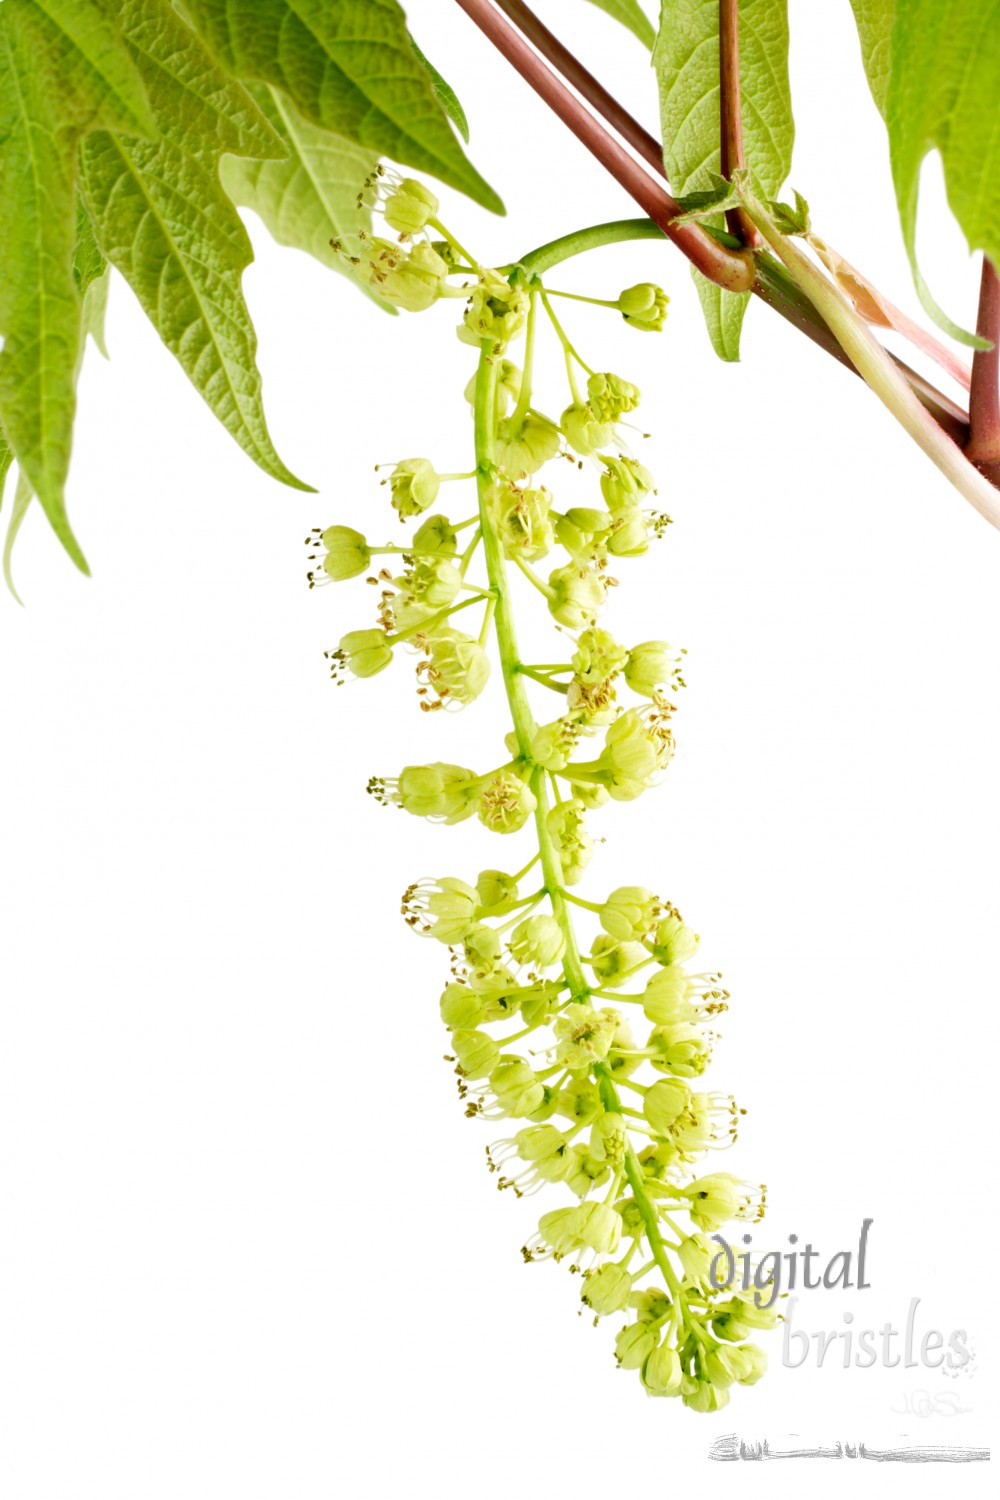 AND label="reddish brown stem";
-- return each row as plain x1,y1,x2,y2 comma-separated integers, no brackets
718,0,760,247
494,0,665,173
453,0,754,292
966,256,1000,481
